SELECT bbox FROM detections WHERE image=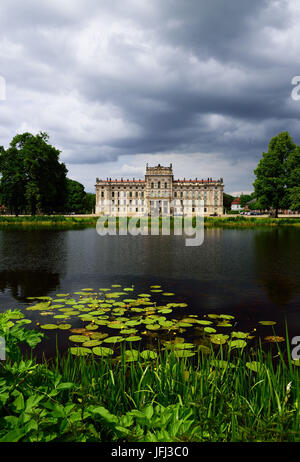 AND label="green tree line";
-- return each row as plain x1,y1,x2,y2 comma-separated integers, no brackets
0,132,95,215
